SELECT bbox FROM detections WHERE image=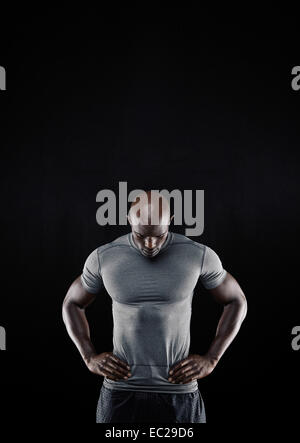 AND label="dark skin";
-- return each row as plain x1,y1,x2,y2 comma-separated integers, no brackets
62,277,131,379
62,192,247,383
168,272,247,383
